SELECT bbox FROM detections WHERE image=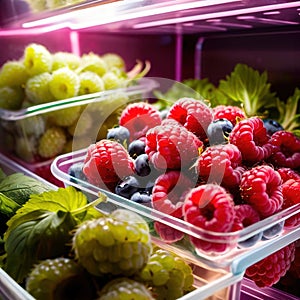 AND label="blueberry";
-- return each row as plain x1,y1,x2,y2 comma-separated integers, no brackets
130,191,152,206
115,176,141,199
238,231,263,248
68,162,87,183
107,126,130,145
263,119,283,136
262,221,284,240
135,154,151,177
207,118,233,145
128,139,145,158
